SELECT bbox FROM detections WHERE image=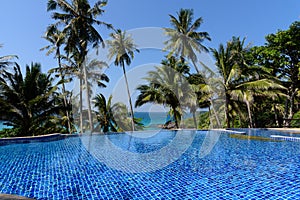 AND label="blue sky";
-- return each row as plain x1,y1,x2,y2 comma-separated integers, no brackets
0,0,299,111
0,0,299,71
